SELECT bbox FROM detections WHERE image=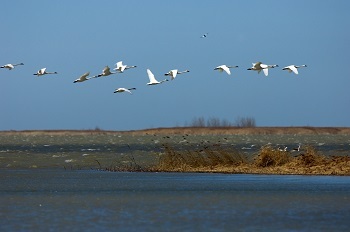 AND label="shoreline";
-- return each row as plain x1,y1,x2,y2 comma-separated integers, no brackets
1,126,350,135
